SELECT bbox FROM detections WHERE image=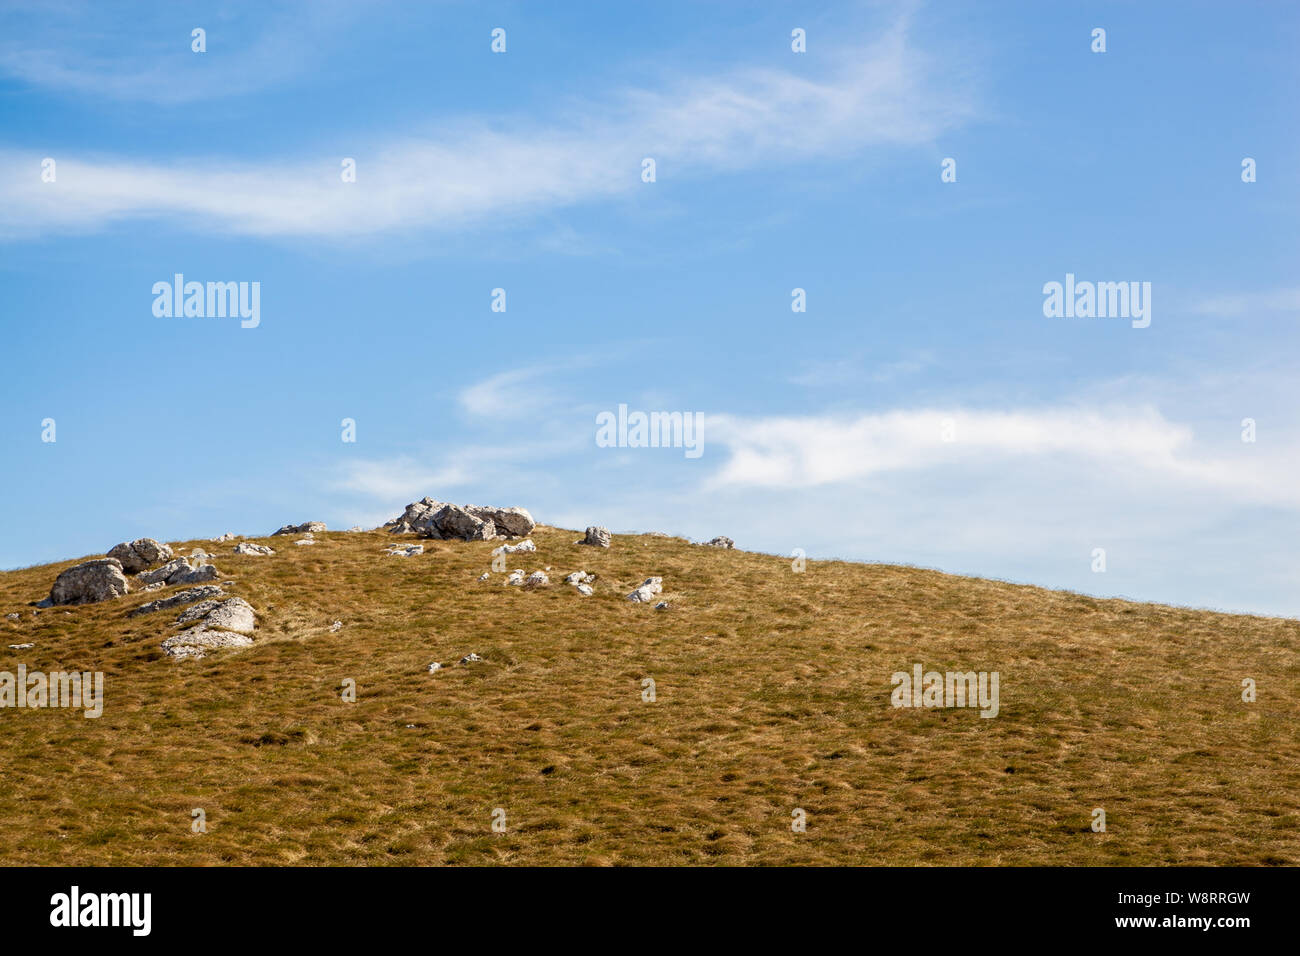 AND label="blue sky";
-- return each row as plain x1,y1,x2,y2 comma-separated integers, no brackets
1,1,1297,616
